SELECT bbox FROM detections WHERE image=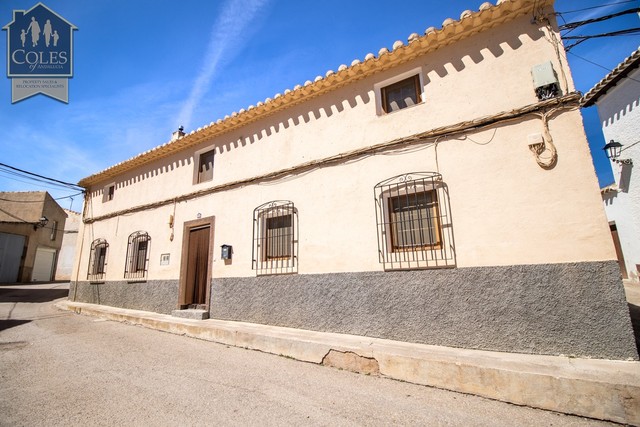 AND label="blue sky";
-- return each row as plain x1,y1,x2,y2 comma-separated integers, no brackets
1,0,639,210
